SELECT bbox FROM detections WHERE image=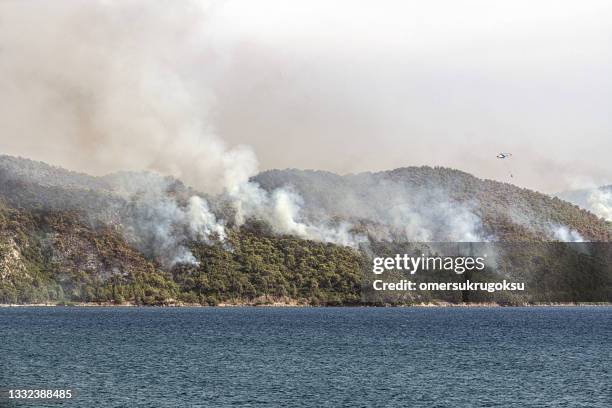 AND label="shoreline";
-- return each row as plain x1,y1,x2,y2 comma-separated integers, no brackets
2,302,611,308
